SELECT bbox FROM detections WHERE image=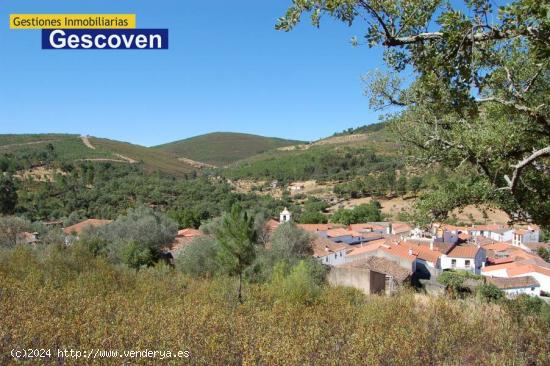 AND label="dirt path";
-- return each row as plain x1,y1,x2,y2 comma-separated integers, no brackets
80,136,137,163
113,153,137,164
177,157,216,169
80,135,96,150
